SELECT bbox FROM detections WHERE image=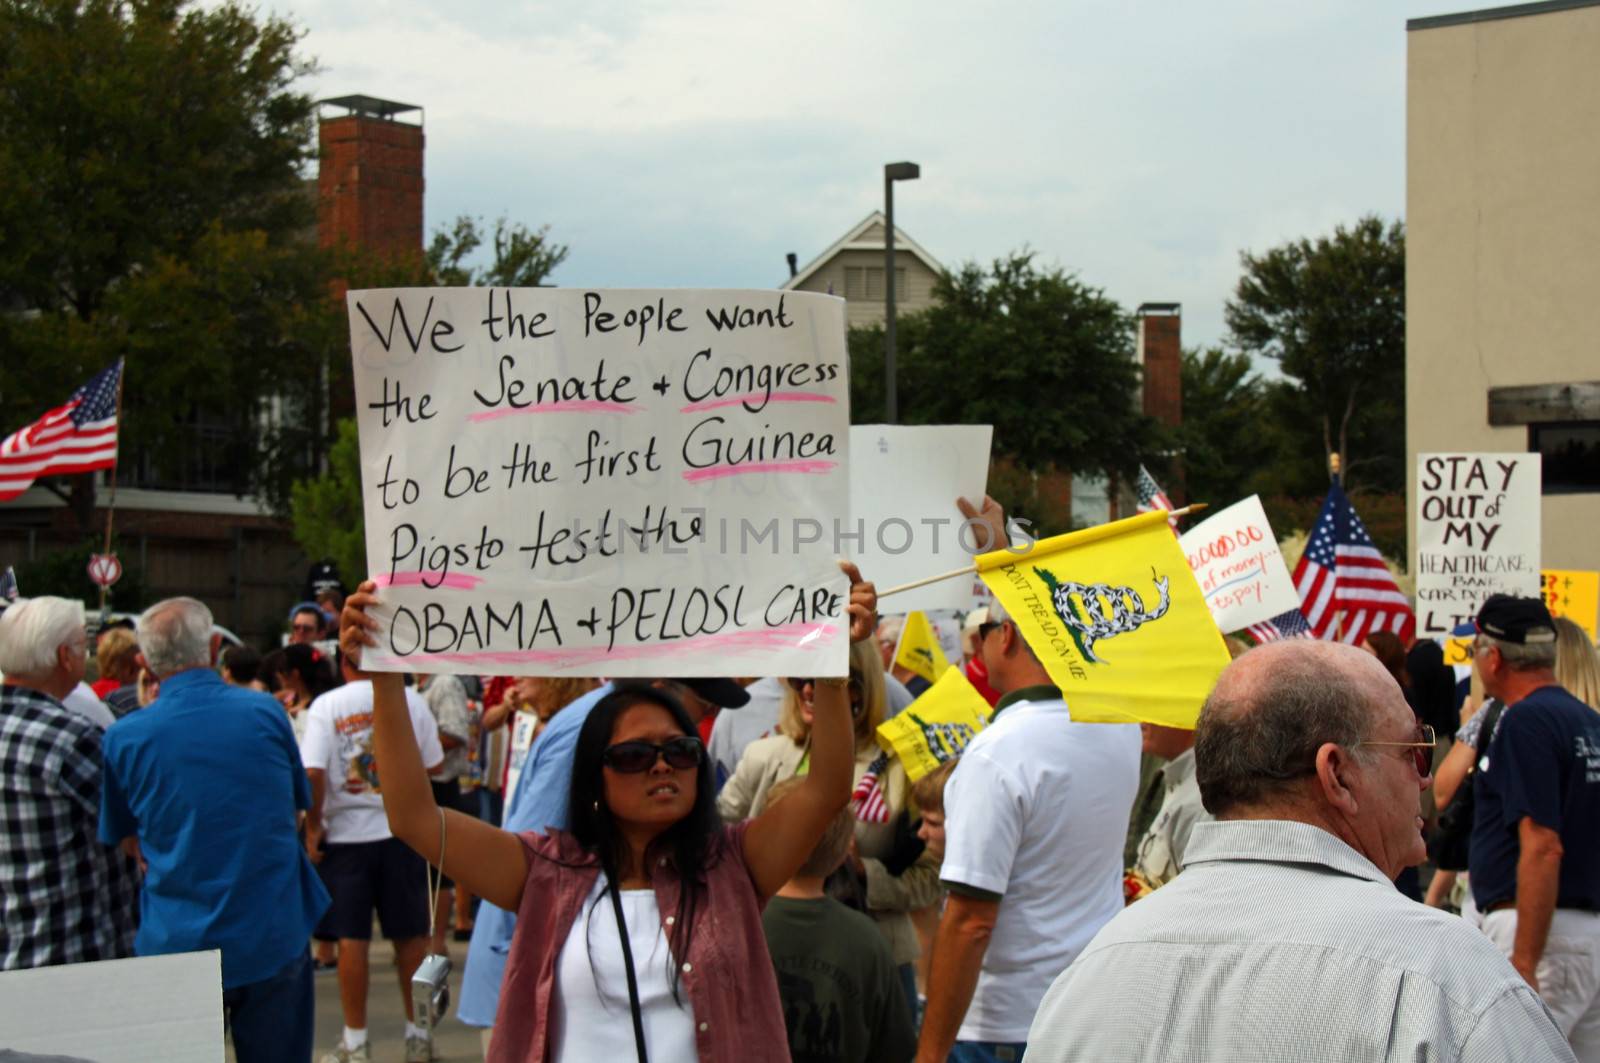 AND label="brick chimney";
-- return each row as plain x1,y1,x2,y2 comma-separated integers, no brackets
317,95,424,259
1137,302,1183,503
